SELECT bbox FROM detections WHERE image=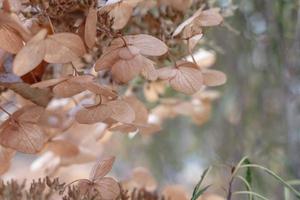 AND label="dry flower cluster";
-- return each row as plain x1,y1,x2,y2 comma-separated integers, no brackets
0,0,227,199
